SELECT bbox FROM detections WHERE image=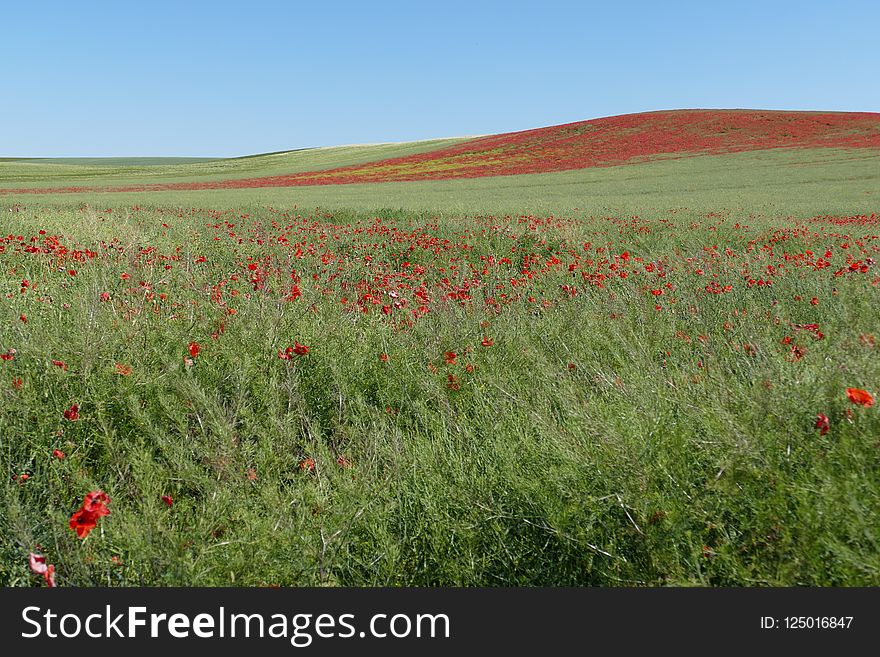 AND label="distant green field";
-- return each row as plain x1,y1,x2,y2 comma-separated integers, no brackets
6,147,878,218
1,157,223,167
0,137,471,188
